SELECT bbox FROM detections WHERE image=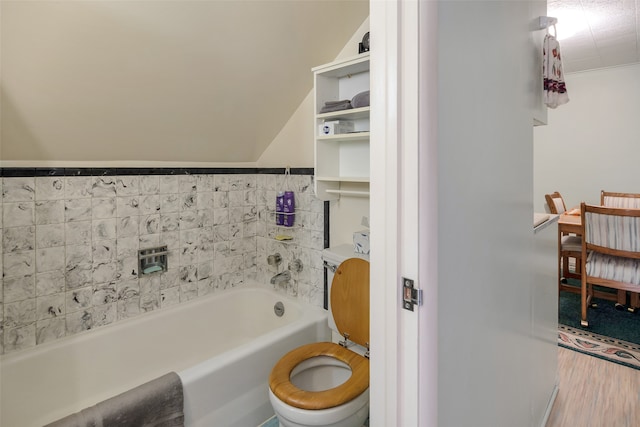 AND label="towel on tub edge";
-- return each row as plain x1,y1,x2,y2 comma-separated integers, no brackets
45,372,184,427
